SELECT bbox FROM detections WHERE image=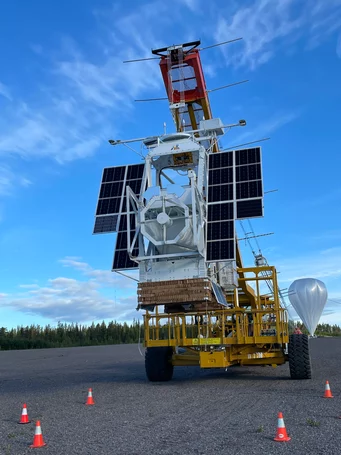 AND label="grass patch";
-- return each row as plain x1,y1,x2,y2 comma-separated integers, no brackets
307,418,320,427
